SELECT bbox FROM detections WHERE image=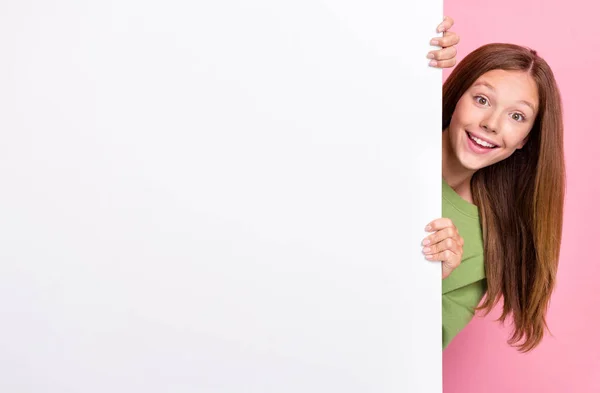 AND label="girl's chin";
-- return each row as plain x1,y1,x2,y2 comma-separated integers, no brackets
458,144,503,169
457,154,495,172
